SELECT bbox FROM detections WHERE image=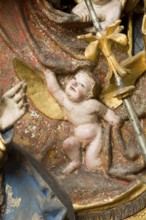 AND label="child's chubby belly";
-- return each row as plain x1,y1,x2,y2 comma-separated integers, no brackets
74,123,102,144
